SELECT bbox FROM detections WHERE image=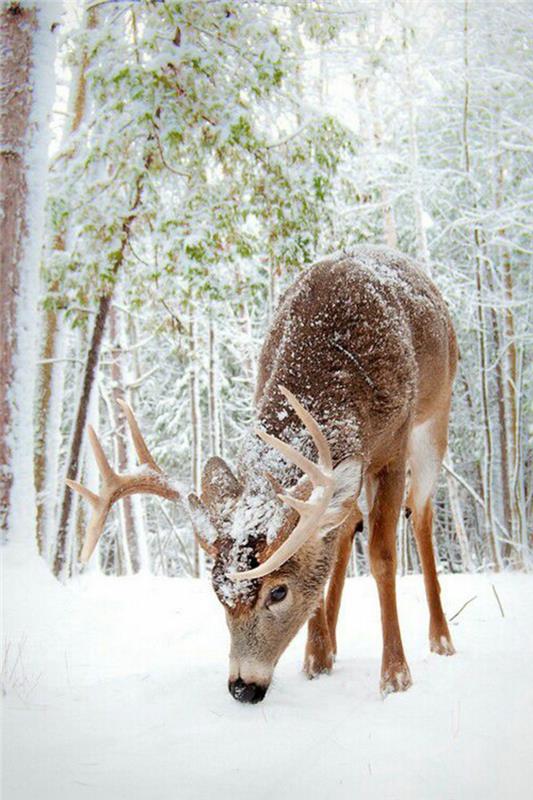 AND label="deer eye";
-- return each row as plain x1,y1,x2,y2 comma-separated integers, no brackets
269,584,288,604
